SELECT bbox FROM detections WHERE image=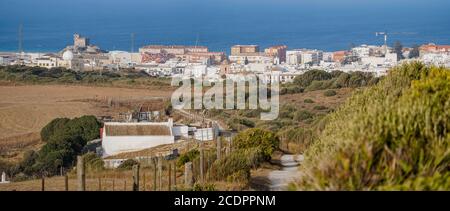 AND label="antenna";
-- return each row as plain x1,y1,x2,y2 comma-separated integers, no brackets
18,24,23,53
